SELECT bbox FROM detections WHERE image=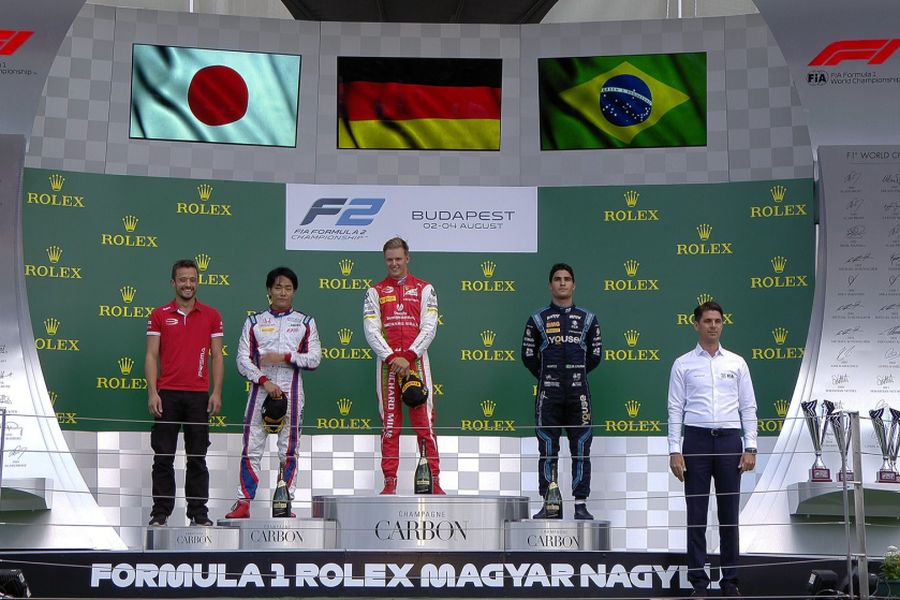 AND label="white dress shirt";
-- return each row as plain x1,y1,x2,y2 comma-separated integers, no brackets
667,343,758,454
